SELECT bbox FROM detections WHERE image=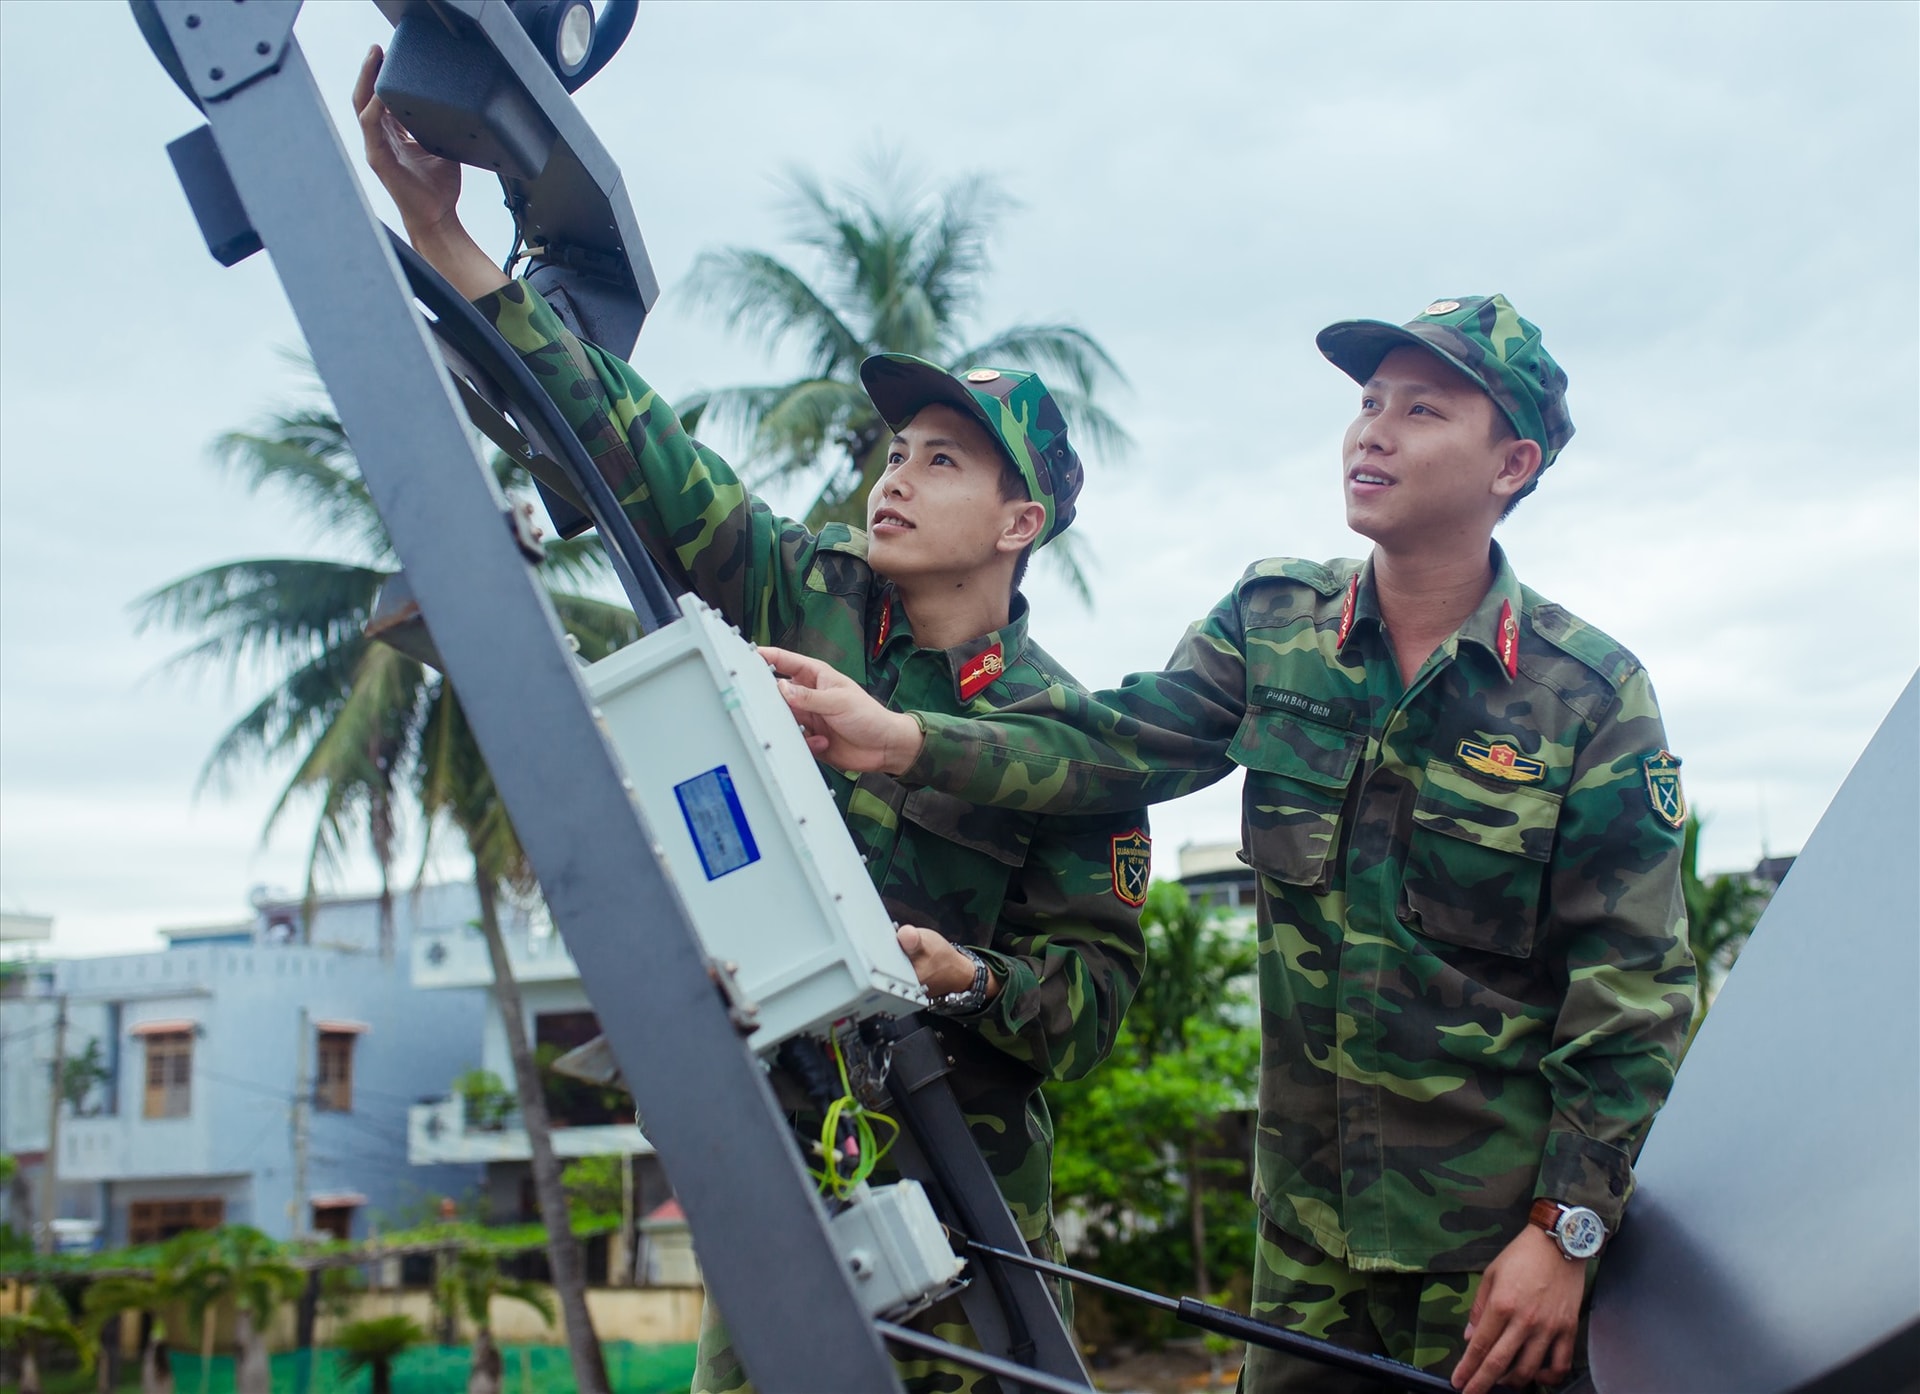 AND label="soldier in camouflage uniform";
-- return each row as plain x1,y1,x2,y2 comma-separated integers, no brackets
354,47,1147,1394
767,296,1698,1393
